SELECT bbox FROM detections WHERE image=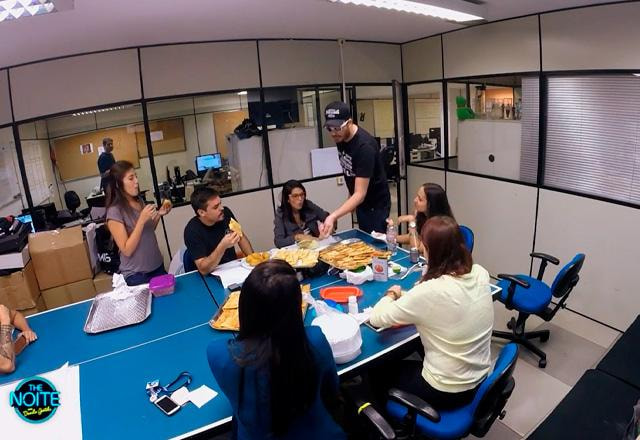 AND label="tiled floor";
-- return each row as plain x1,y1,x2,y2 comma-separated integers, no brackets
485,304,622,439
